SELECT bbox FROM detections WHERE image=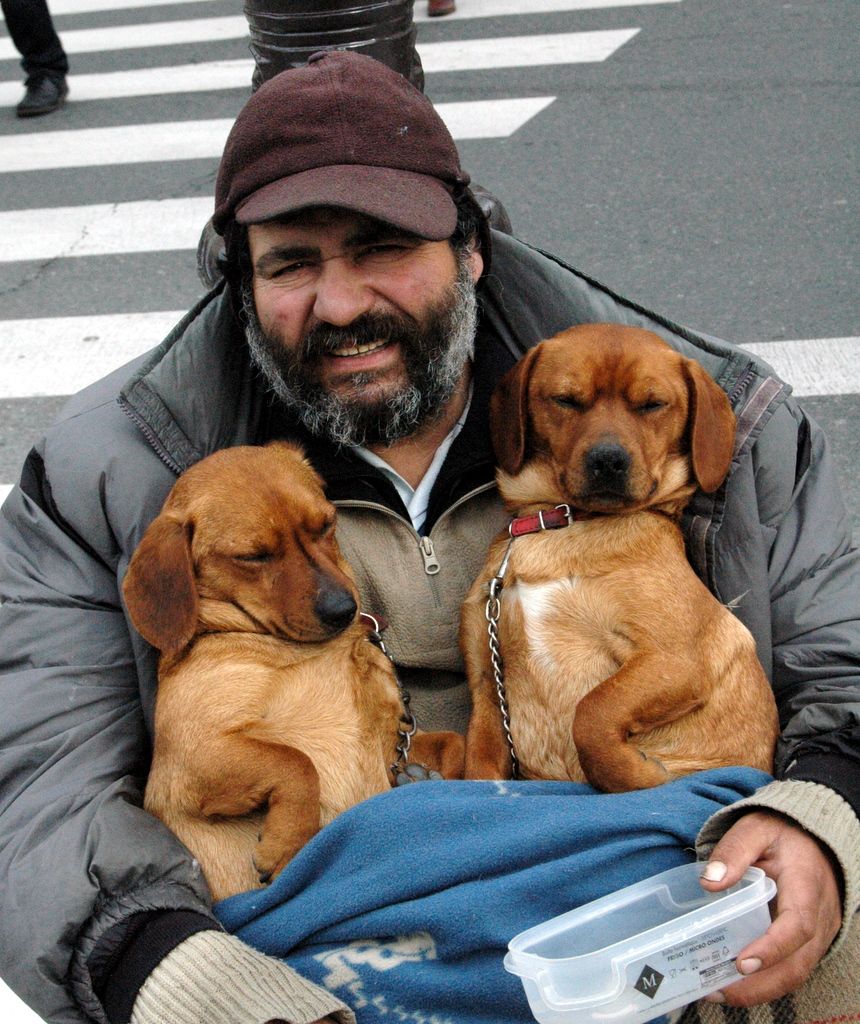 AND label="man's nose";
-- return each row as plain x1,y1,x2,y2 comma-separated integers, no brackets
311,258,376,326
